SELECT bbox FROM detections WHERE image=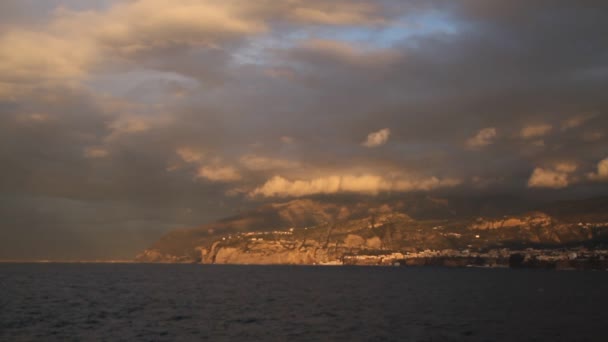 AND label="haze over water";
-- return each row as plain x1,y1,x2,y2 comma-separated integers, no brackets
2,264,607,341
